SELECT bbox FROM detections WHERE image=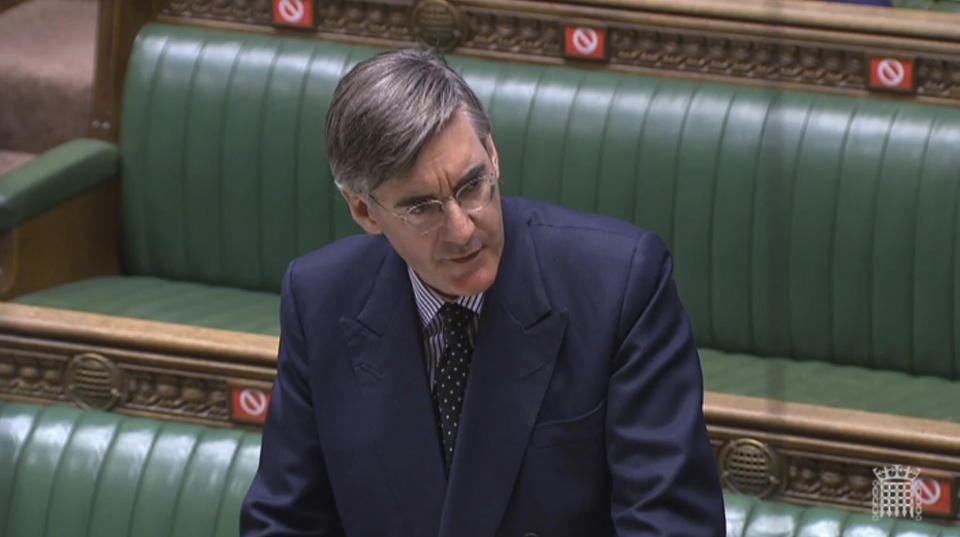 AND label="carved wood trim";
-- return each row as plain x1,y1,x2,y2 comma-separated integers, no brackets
572,0,960,42
710,429,960,521
711,432,958,519
0,304,276,427
90,0,960,142
708,393,960,521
